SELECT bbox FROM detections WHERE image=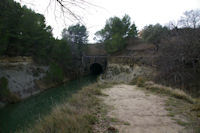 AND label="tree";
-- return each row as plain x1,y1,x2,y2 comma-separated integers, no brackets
62,24,88,52
141,24,169,50
96,14,137,54
178,9,200,29
0,0,54,59
51,39,72,70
